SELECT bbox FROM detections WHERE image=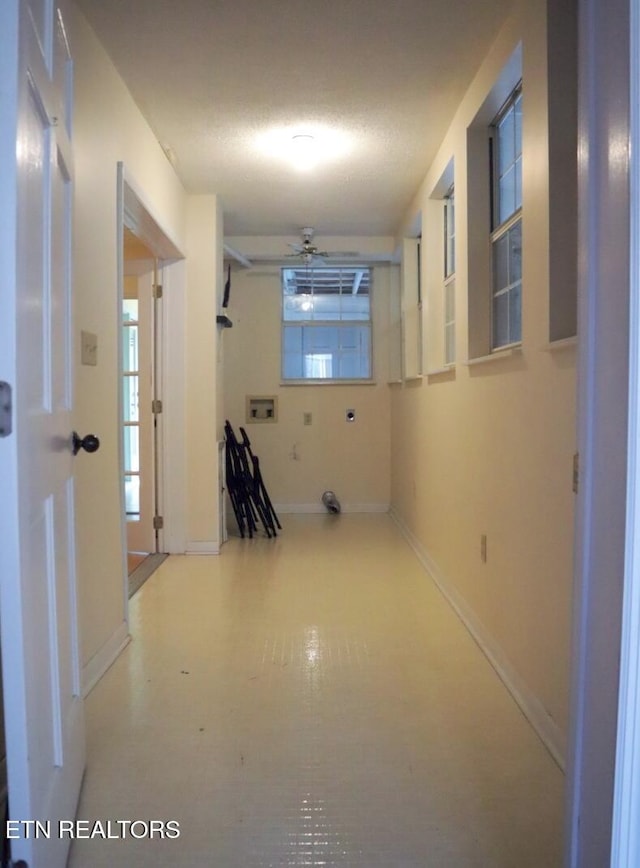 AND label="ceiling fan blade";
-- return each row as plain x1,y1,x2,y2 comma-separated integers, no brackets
243,253,294,263
323,251,360,257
